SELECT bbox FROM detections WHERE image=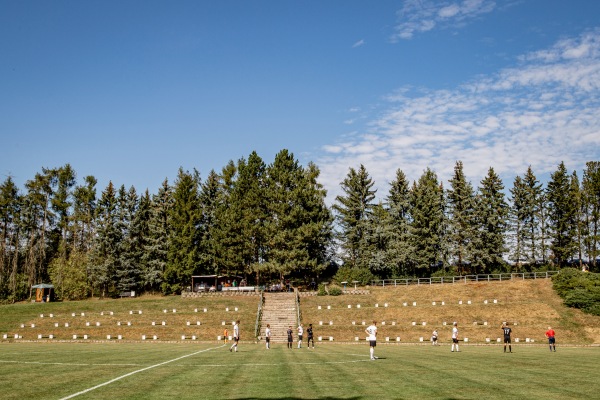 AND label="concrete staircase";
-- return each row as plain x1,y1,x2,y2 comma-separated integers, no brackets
260,292,298,342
